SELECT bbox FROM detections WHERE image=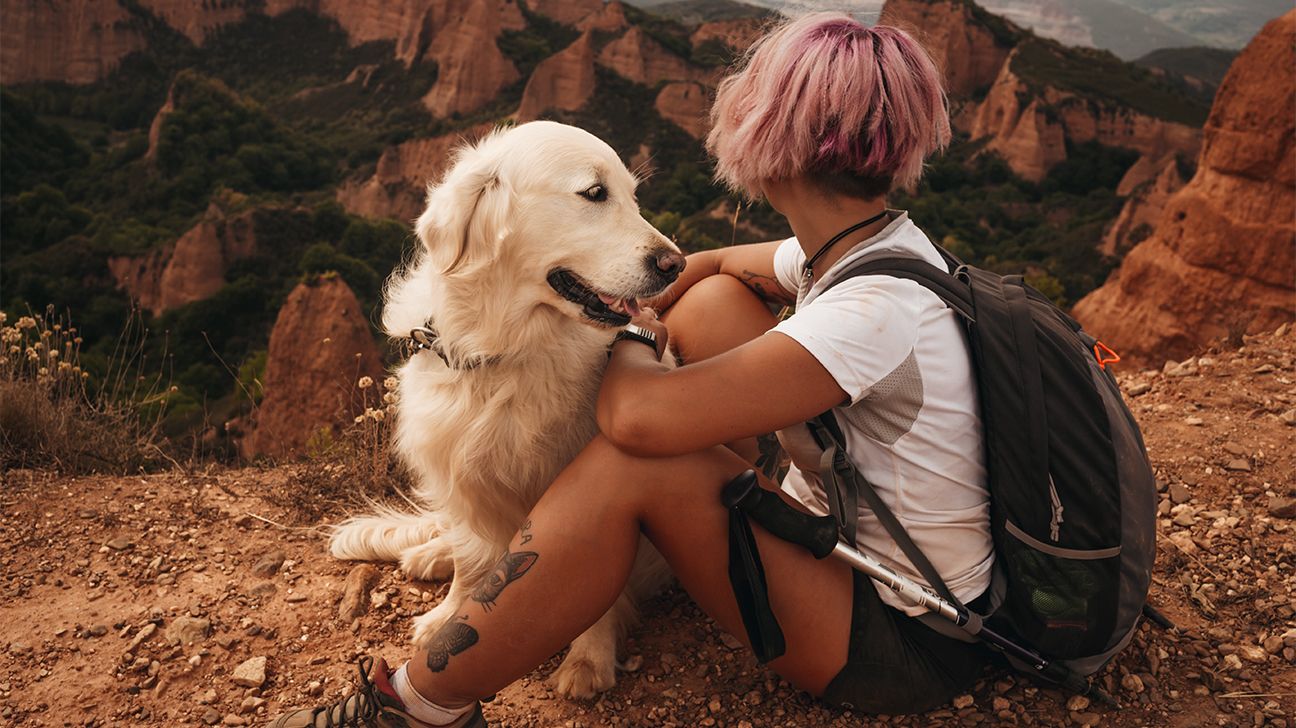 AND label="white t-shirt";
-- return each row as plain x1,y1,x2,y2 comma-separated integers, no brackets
770,211,994,615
